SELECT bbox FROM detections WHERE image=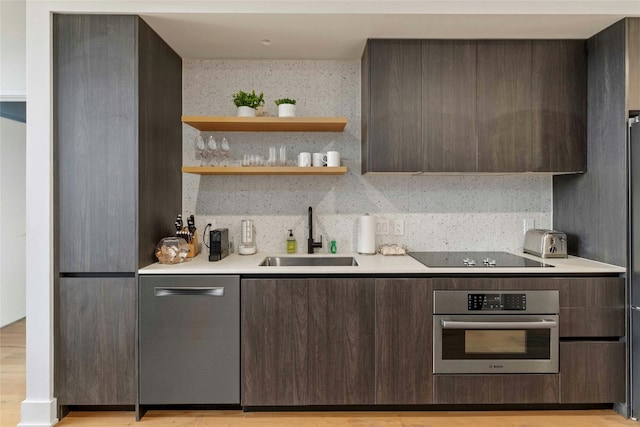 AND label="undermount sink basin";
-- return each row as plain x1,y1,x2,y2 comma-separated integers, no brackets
259,256,359,267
